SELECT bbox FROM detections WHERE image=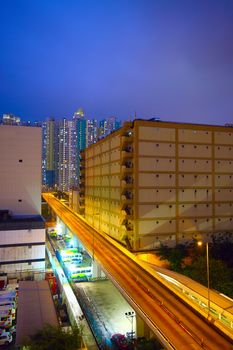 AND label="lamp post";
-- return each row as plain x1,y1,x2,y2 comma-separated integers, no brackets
125,311,135,339
197,241,210,318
